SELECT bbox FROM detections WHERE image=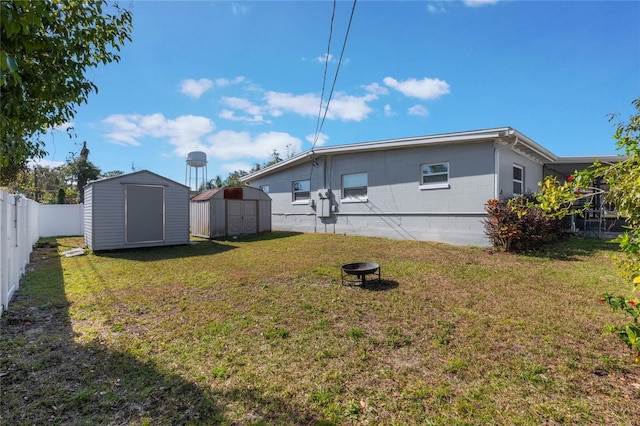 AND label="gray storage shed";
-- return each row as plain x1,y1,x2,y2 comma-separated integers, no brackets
190,186,271,238
84,170,190,251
